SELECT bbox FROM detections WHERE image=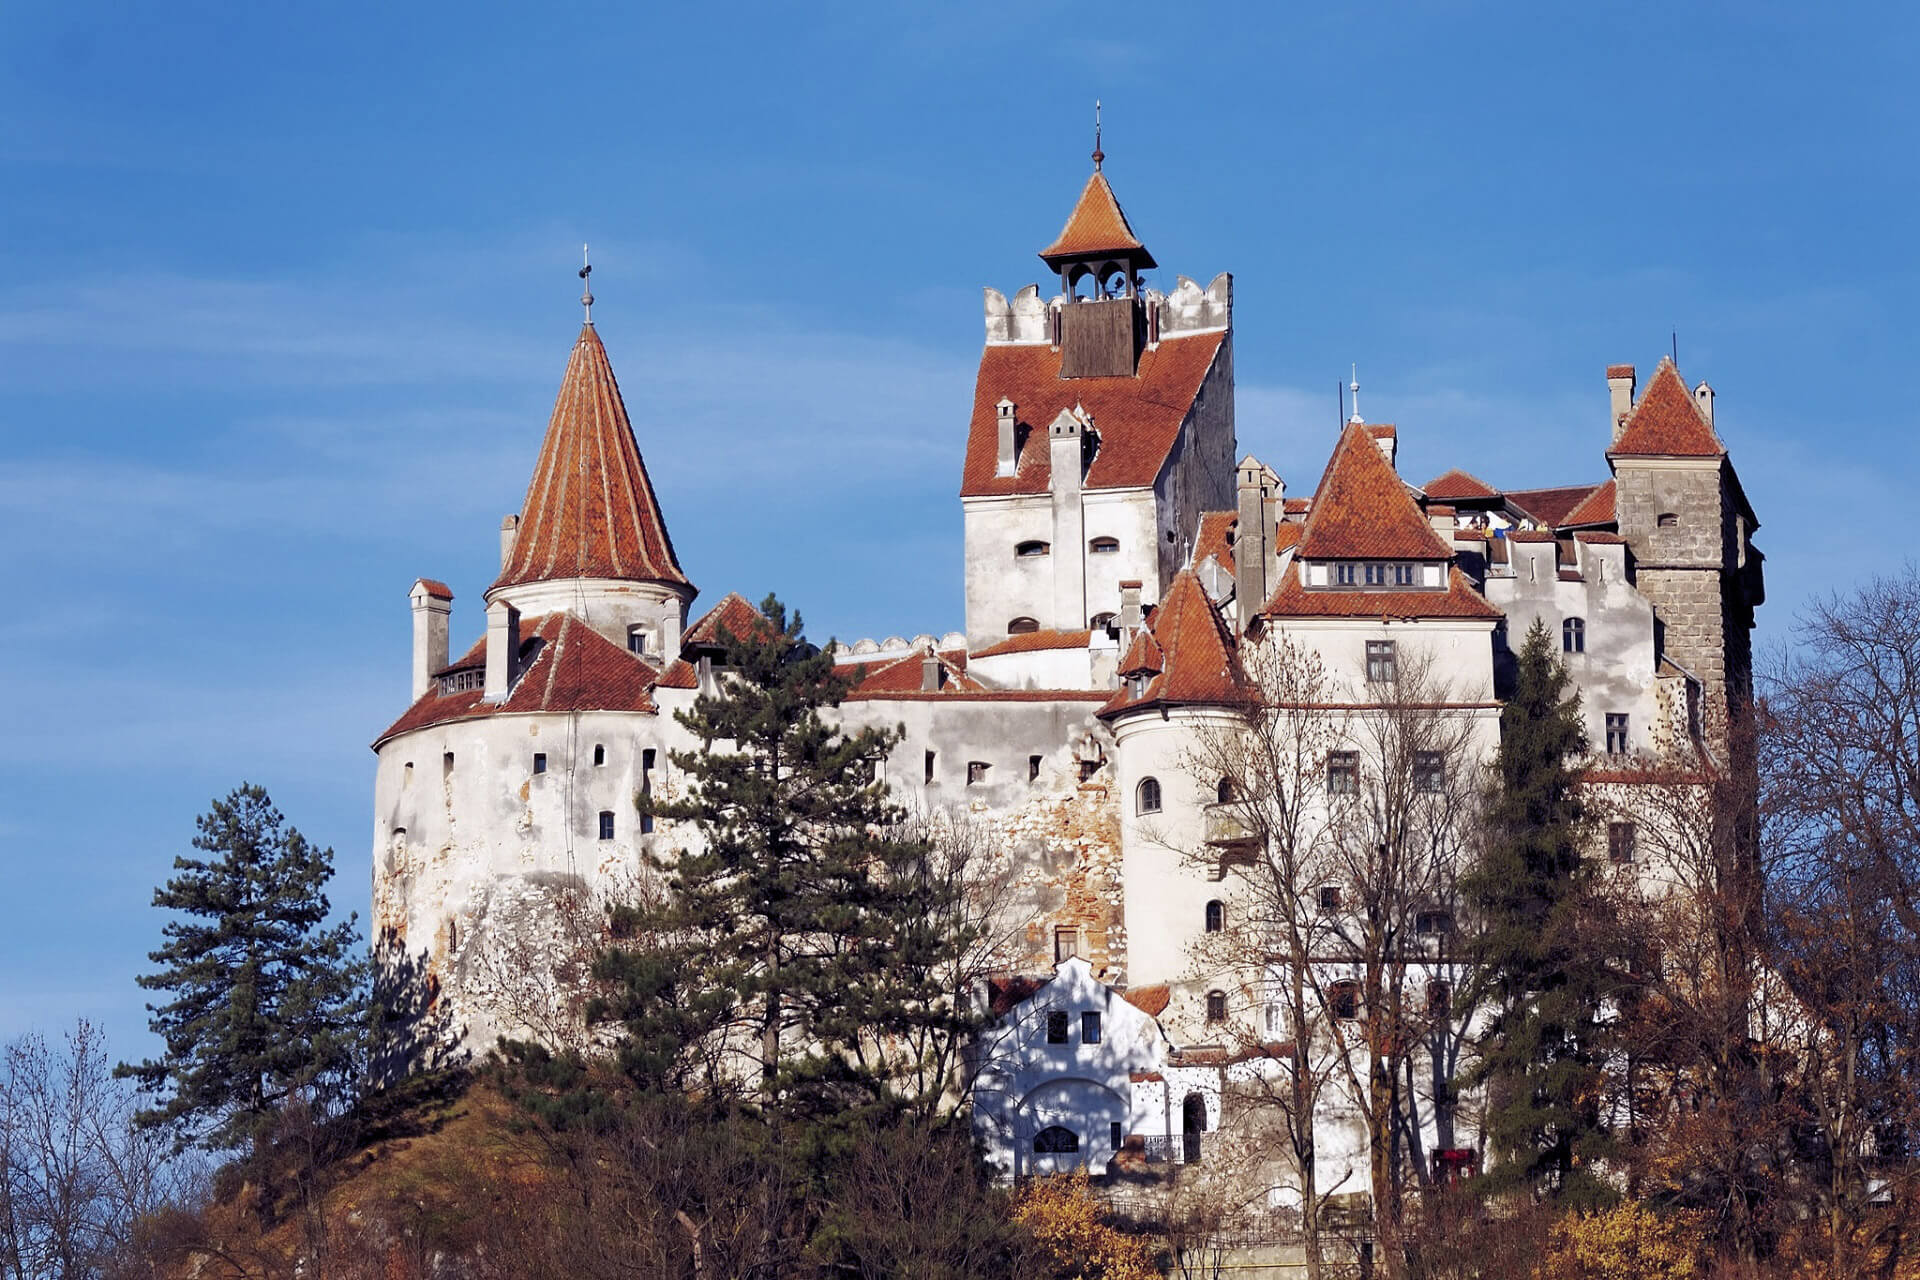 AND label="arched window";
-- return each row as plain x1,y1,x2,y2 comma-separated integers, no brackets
1205,900,1224,933
1205,990,1227,1022
1136,776,1162,815
1216,777,1236,803
1007,617,1039,635
1033,1125,1079,1153
1090,612,1116,632
1015,540,1051,558
1562,617,1585,653
1657,512,1679,528
1089,536,1120,554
